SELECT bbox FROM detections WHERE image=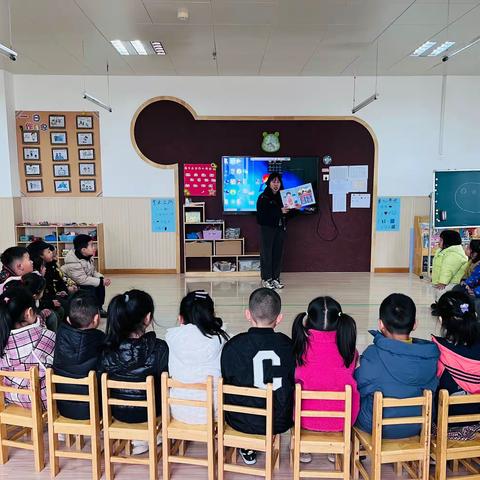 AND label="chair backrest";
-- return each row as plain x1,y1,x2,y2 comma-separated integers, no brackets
218,378,273,439
161,372,214,427
372,390,432,451
46,369,99,424
294,384,352,440
101,373,156,426
0,367,41,417
437,389,480,438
